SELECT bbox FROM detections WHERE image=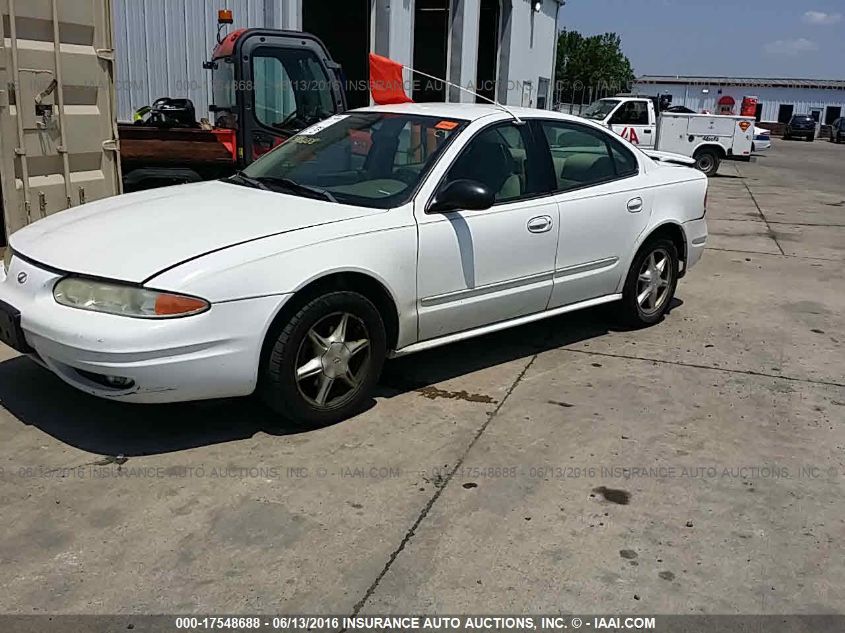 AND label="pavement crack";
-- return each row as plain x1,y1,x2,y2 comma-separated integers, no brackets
347,354,538,618
705,246,838,262
561,348,844,388
737,168,786,256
